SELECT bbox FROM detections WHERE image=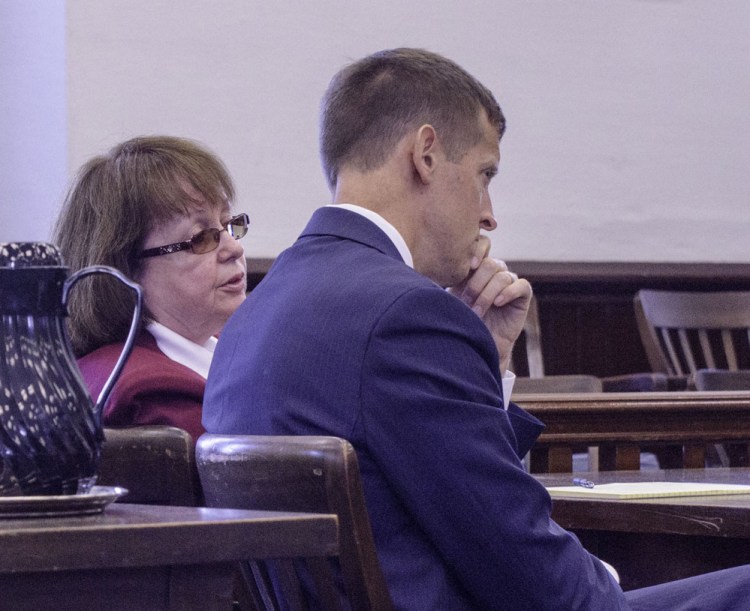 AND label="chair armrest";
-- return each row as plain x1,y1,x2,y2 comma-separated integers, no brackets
601,372,668,392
